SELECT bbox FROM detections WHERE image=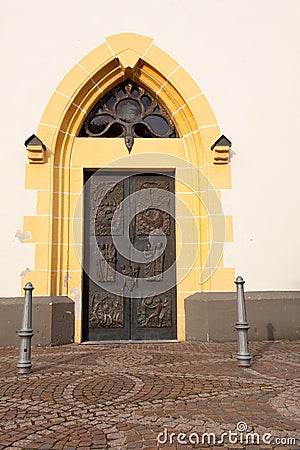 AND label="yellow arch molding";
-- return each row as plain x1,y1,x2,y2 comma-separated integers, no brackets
23,33,234,342
36,33,221,165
